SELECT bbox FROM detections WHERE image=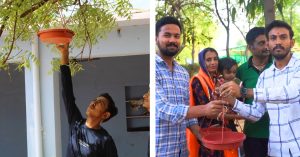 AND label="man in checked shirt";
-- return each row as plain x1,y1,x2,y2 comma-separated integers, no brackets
220,20,300,157
155,16,227,157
